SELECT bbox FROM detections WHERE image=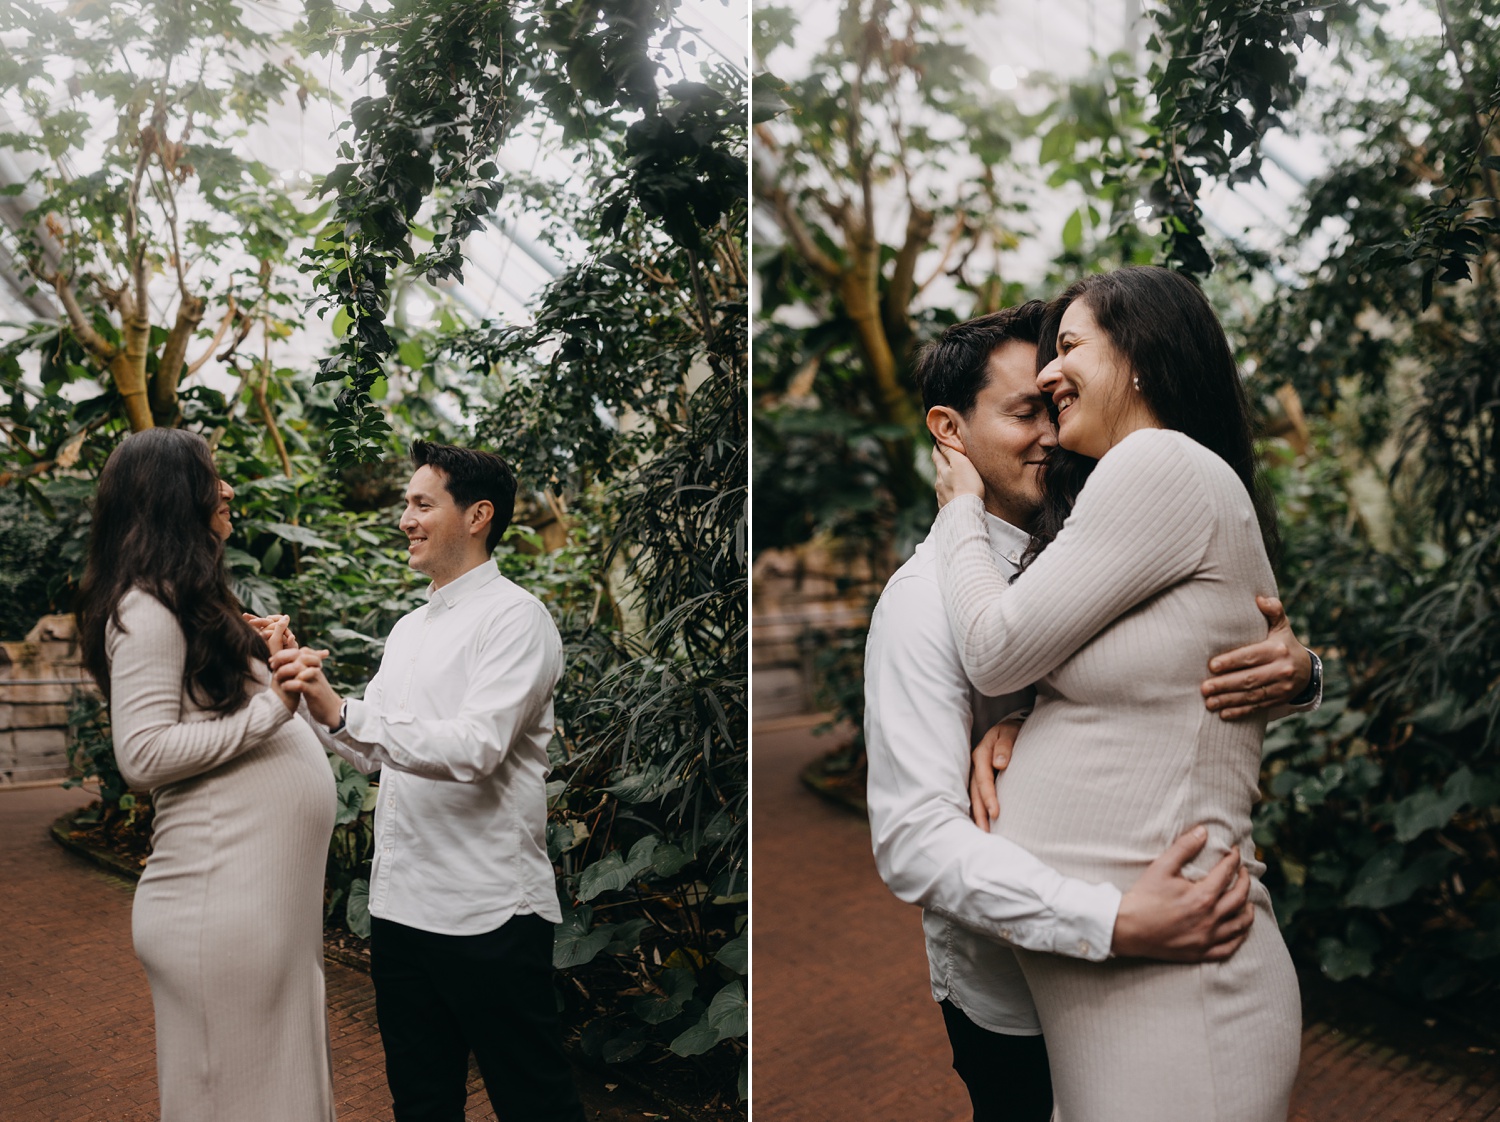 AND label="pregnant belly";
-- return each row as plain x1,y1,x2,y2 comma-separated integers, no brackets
148,729,336,884
994,712,1200,891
